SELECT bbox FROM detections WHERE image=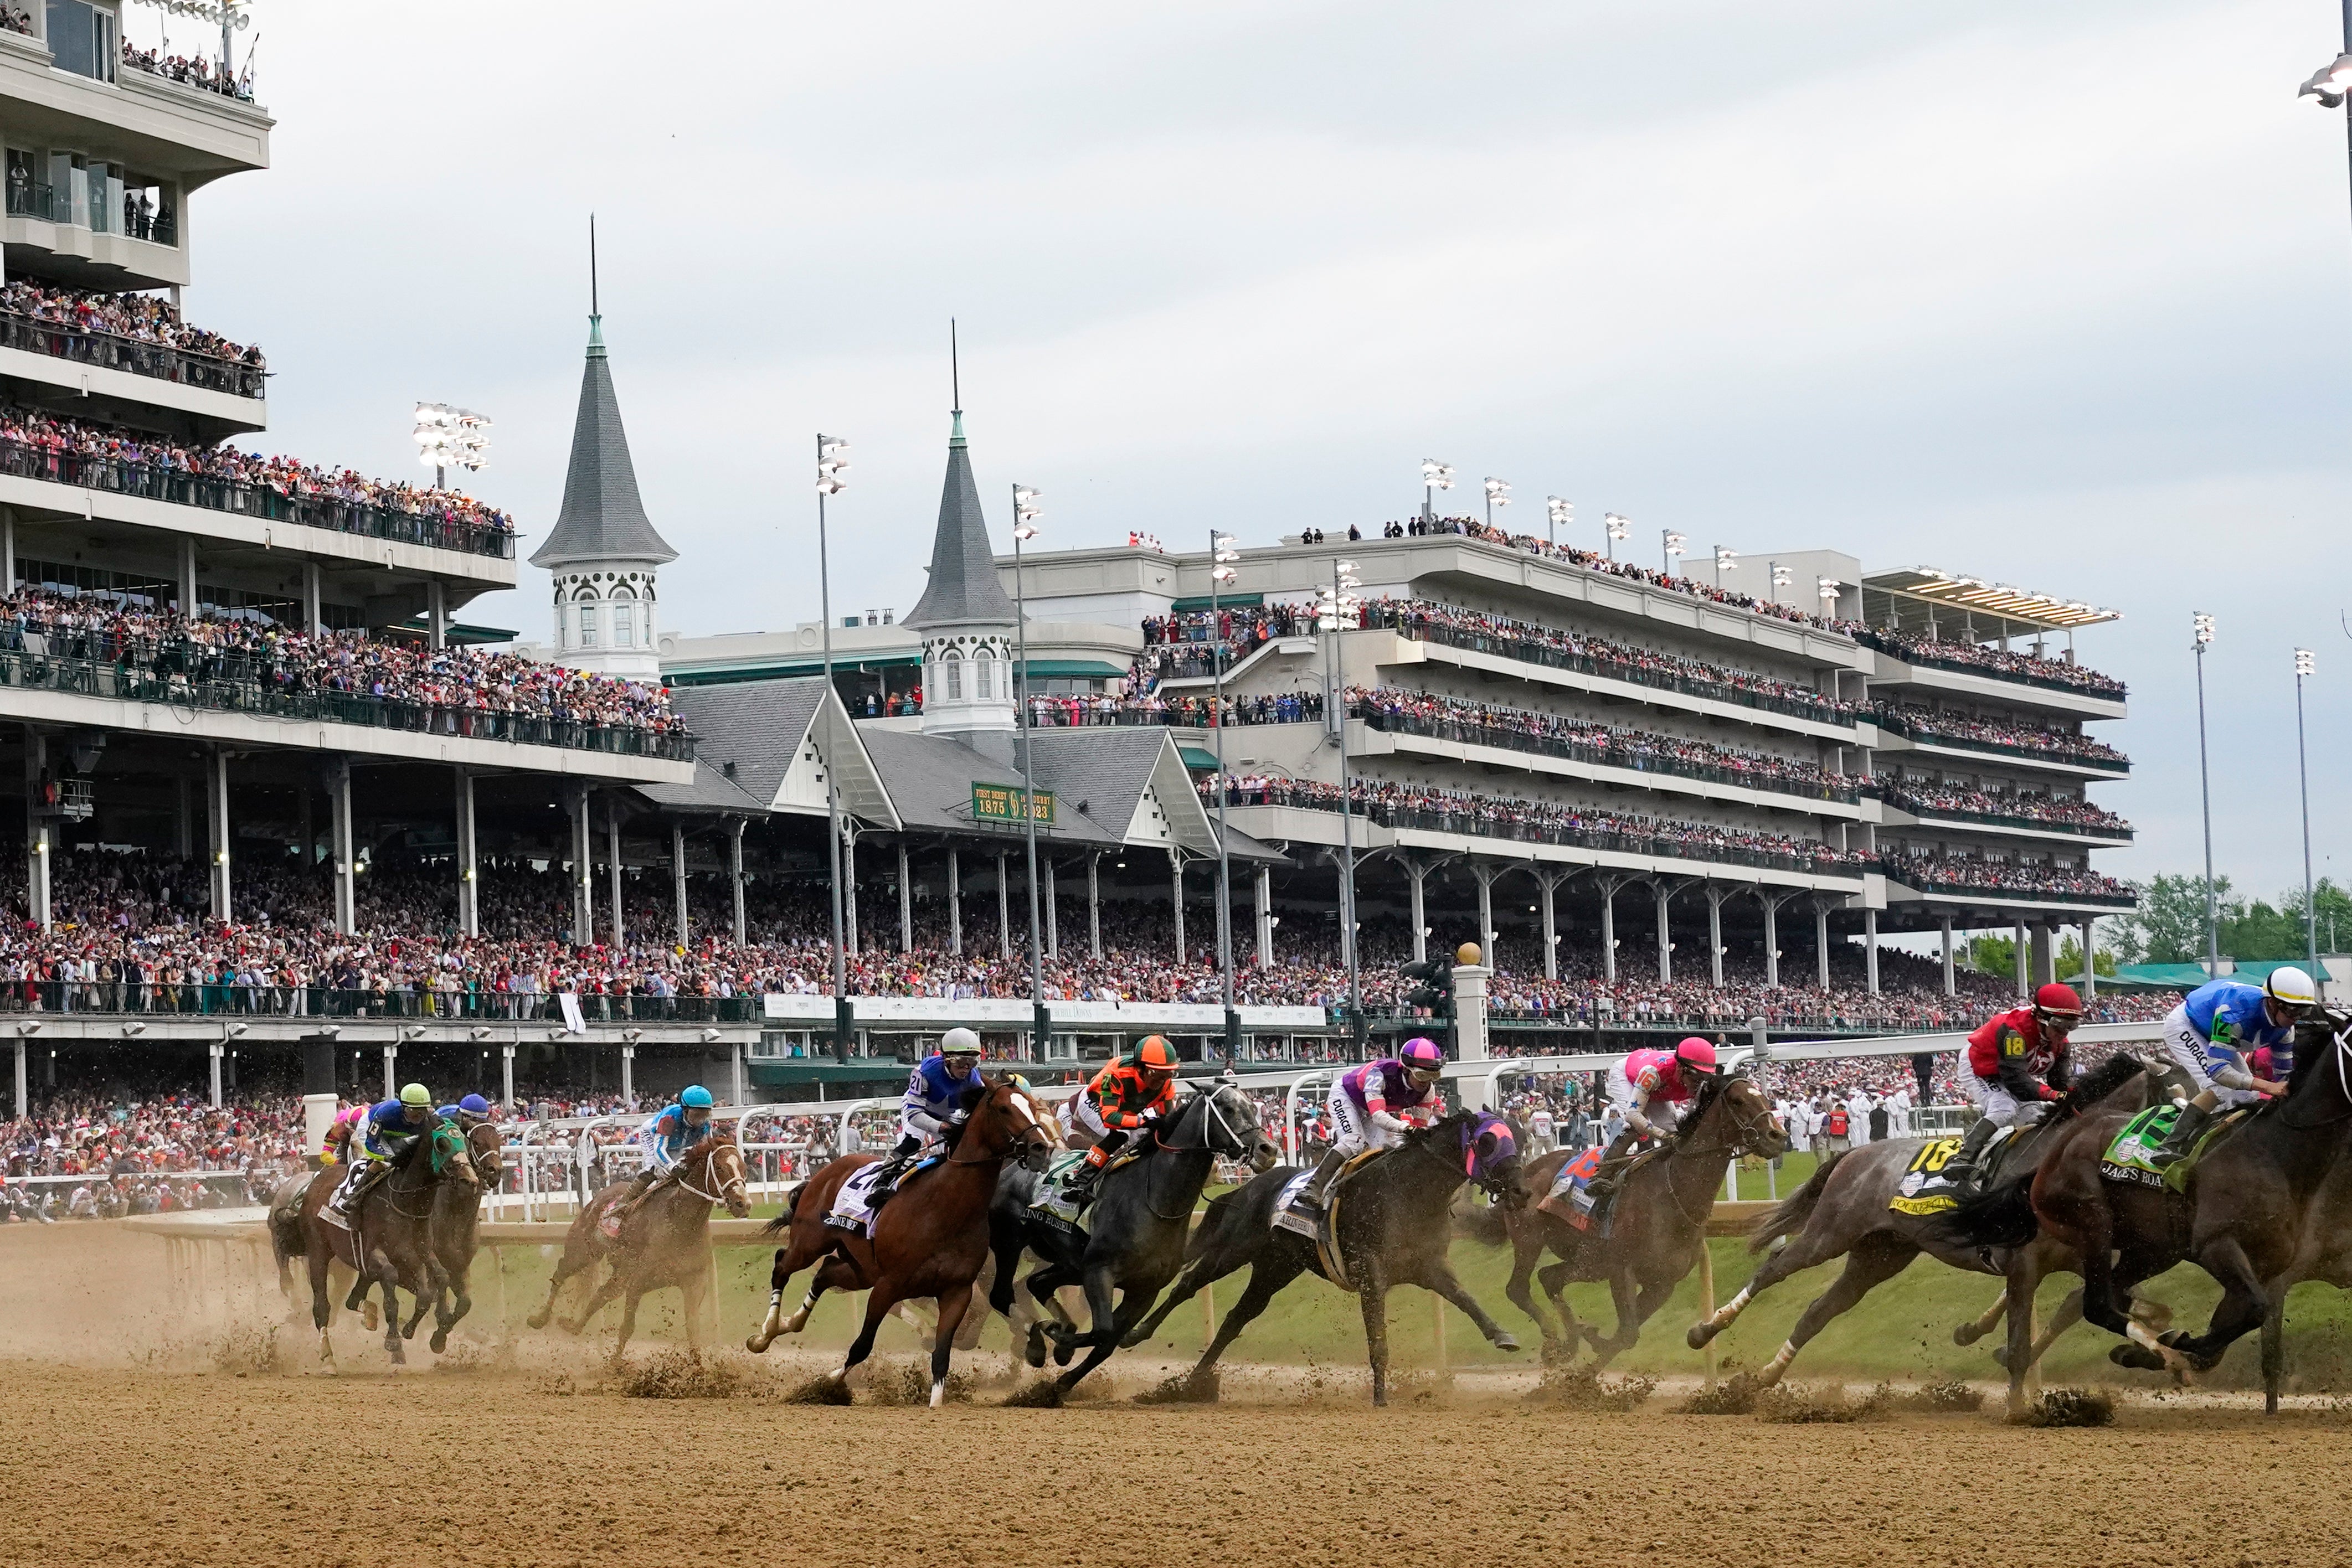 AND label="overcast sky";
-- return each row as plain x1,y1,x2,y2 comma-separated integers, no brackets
173,0,2349,907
